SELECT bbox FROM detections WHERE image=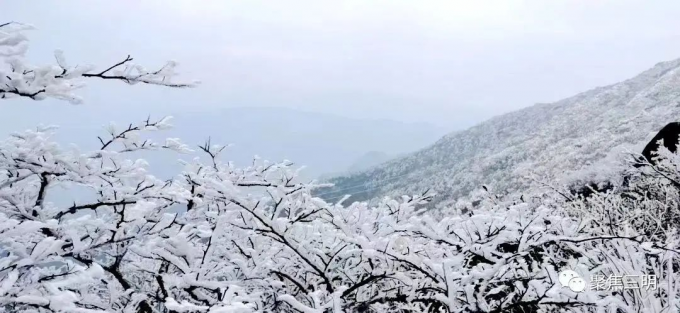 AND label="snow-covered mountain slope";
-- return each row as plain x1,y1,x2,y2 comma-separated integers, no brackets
319,58,680,205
